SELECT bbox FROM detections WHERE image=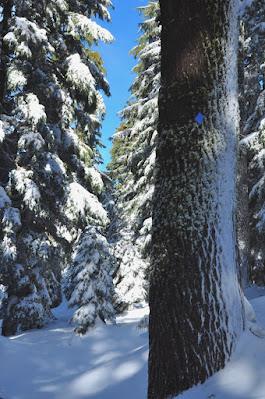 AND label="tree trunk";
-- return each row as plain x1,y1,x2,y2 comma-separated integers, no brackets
237,150,250,288
0,0,12,108
237,21,250,289
148,1,244,398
